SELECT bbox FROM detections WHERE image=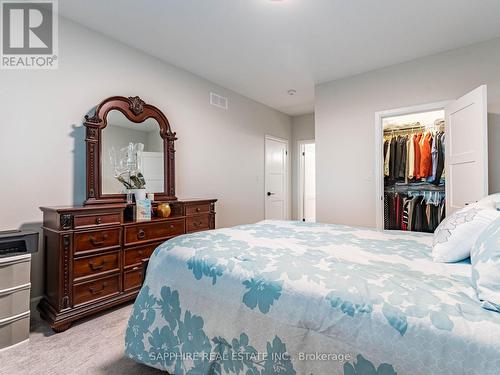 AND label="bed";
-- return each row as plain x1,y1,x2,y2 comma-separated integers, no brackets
125,220,500,374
